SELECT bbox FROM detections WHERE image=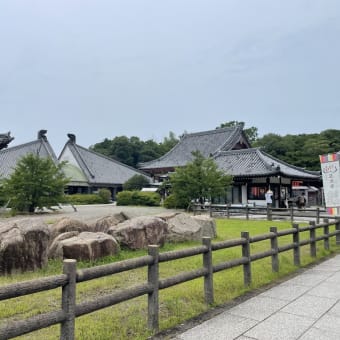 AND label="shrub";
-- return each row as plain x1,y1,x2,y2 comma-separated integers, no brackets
116,191,133,206
98,188,112,203
123,174,150,191
65,194,103,205
116,191,160,206
163,194,187,209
